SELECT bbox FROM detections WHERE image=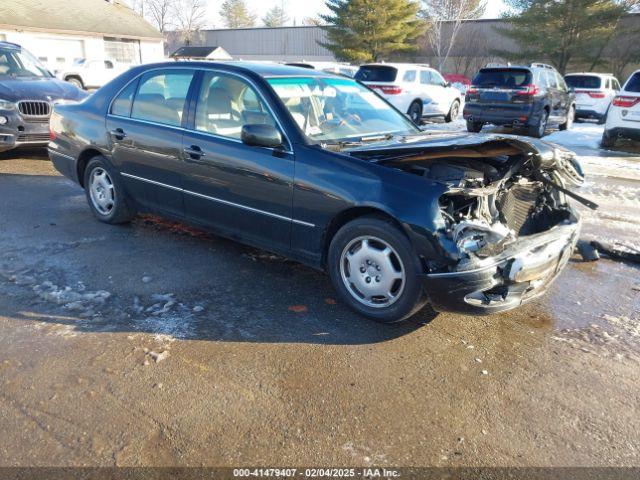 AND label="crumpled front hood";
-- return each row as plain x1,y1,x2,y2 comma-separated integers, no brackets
344,131,585,187
0,77,86,102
